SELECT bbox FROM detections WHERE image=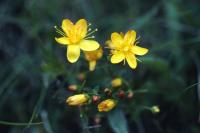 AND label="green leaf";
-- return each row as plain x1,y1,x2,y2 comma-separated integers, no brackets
142,56,169,73
131,5,159,29
108,109,129,133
